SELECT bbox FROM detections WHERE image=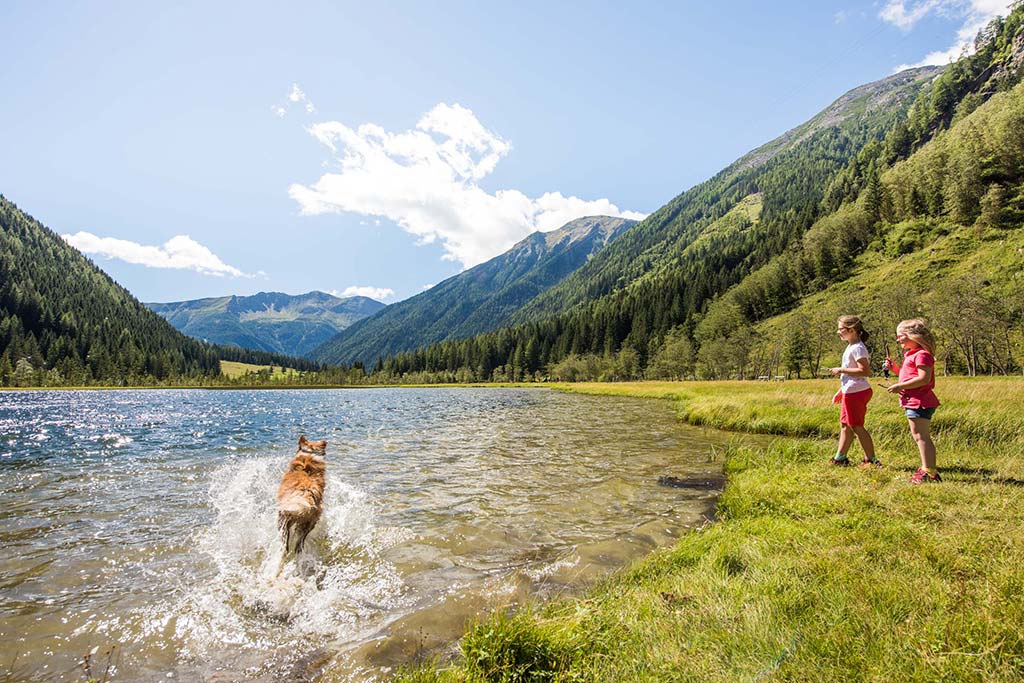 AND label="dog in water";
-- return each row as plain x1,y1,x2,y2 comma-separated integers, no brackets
277,436,328,557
